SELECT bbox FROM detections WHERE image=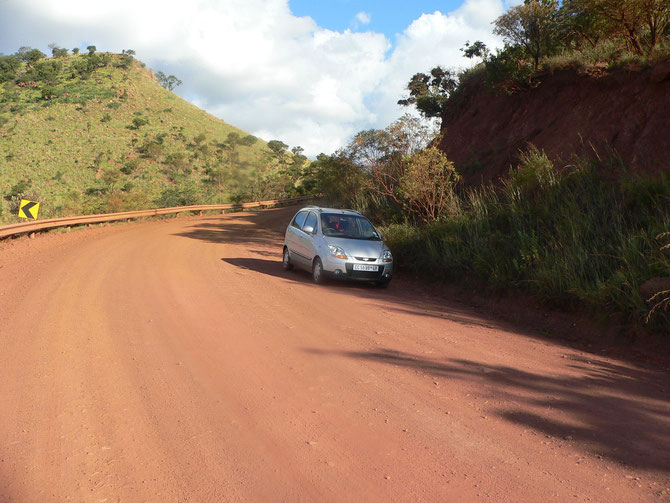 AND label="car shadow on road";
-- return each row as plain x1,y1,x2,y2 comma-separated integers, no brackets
304,347,670,473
